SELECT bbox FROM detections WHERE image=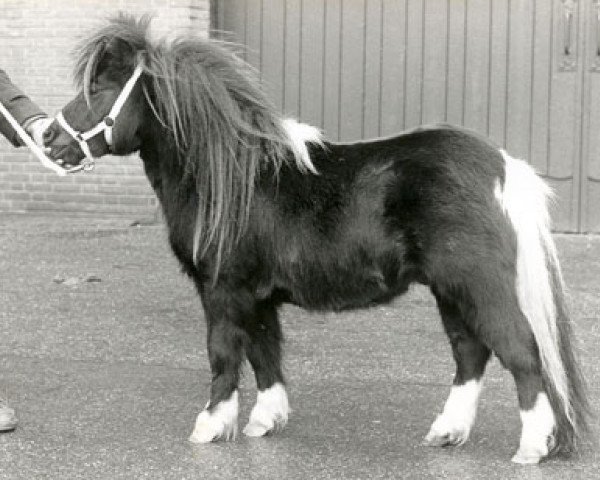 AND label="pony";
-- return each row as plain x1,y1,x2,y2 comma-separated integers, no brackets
43,14,590,464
